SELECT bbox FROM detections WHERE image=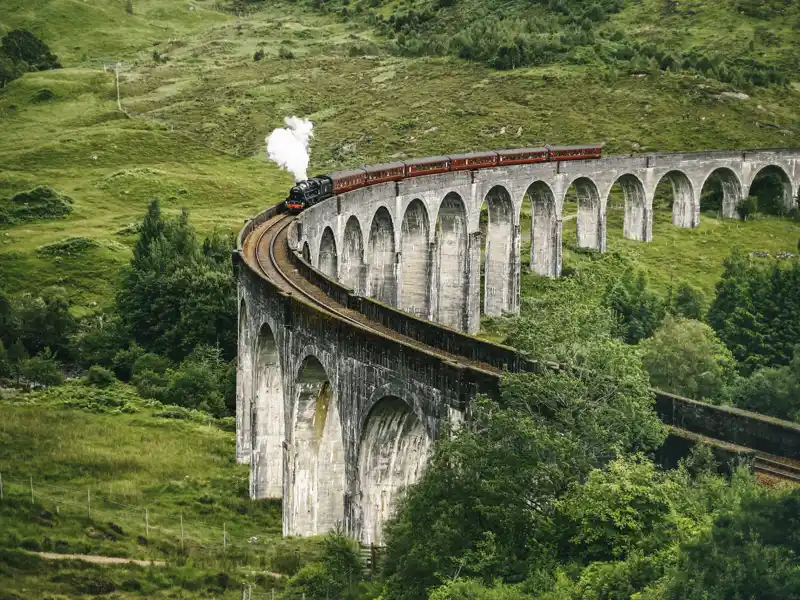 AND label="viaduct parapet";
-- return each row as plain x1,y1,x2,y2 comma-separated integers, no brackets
236,148,800,545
